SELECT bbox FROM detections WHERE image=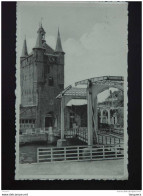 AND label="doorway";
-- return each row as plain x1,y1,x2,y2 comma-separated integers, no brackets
45,116,53,128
